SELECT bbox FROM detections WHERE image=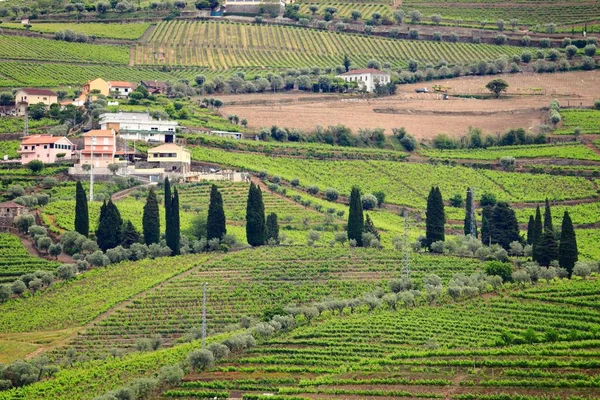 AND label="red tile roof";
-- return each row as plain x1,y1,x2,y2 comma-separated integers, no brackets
18,88,58,97
109,81,137,89
20,135,63,145
0,201,26,208
339,68,389,76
